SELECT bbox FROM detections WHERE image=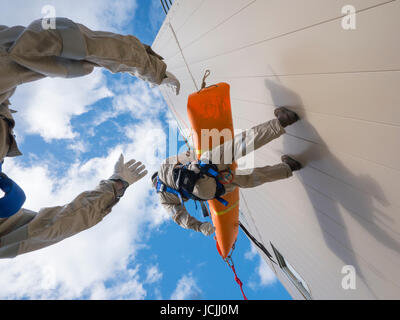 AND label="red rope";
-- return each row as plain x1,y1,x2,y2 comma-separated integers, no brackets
229,262,248,300
216,240,248,300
